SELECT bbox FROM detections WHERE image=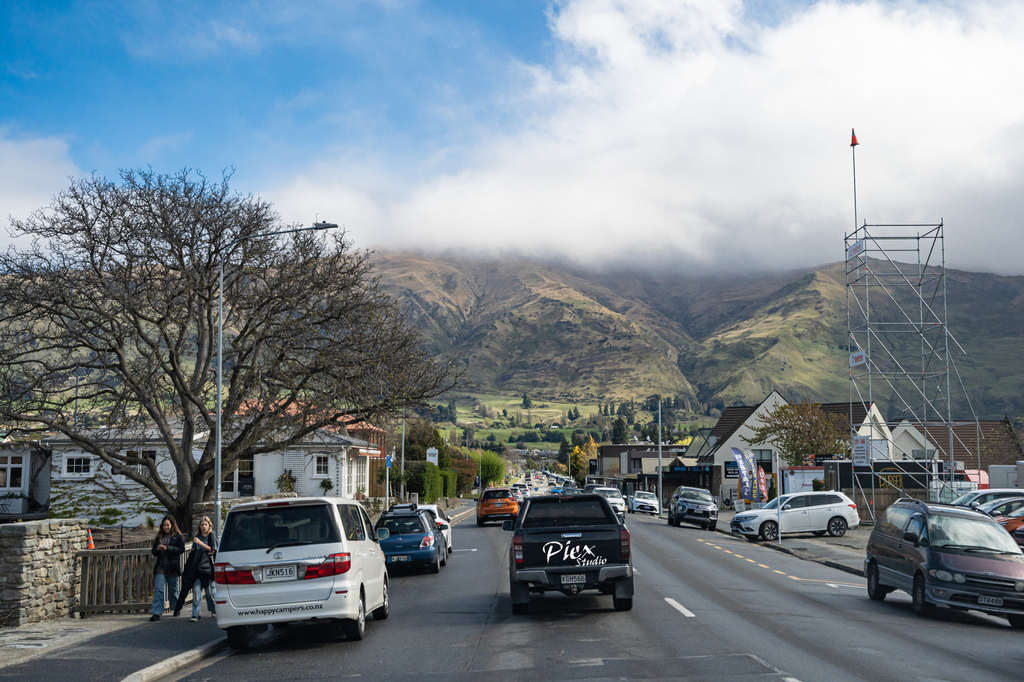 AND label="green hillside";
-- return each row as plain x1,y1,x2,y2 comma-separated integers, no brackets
373,252,1024,420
